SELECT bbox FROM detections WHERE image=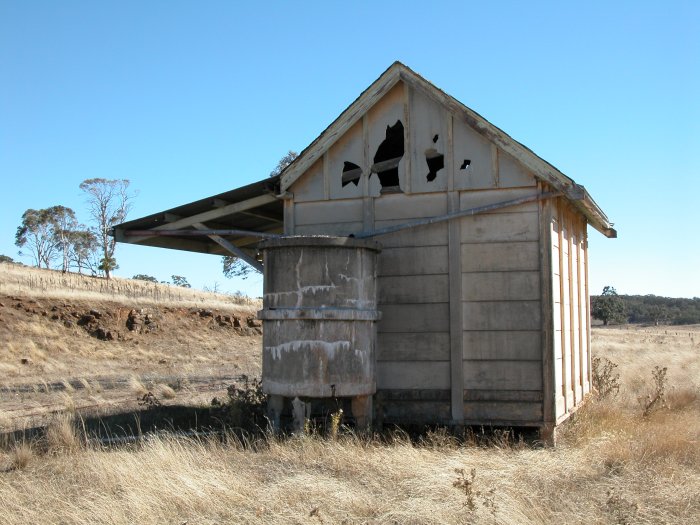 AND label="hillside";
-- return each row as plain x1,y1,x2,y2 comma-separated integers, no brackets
0,263,262,431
